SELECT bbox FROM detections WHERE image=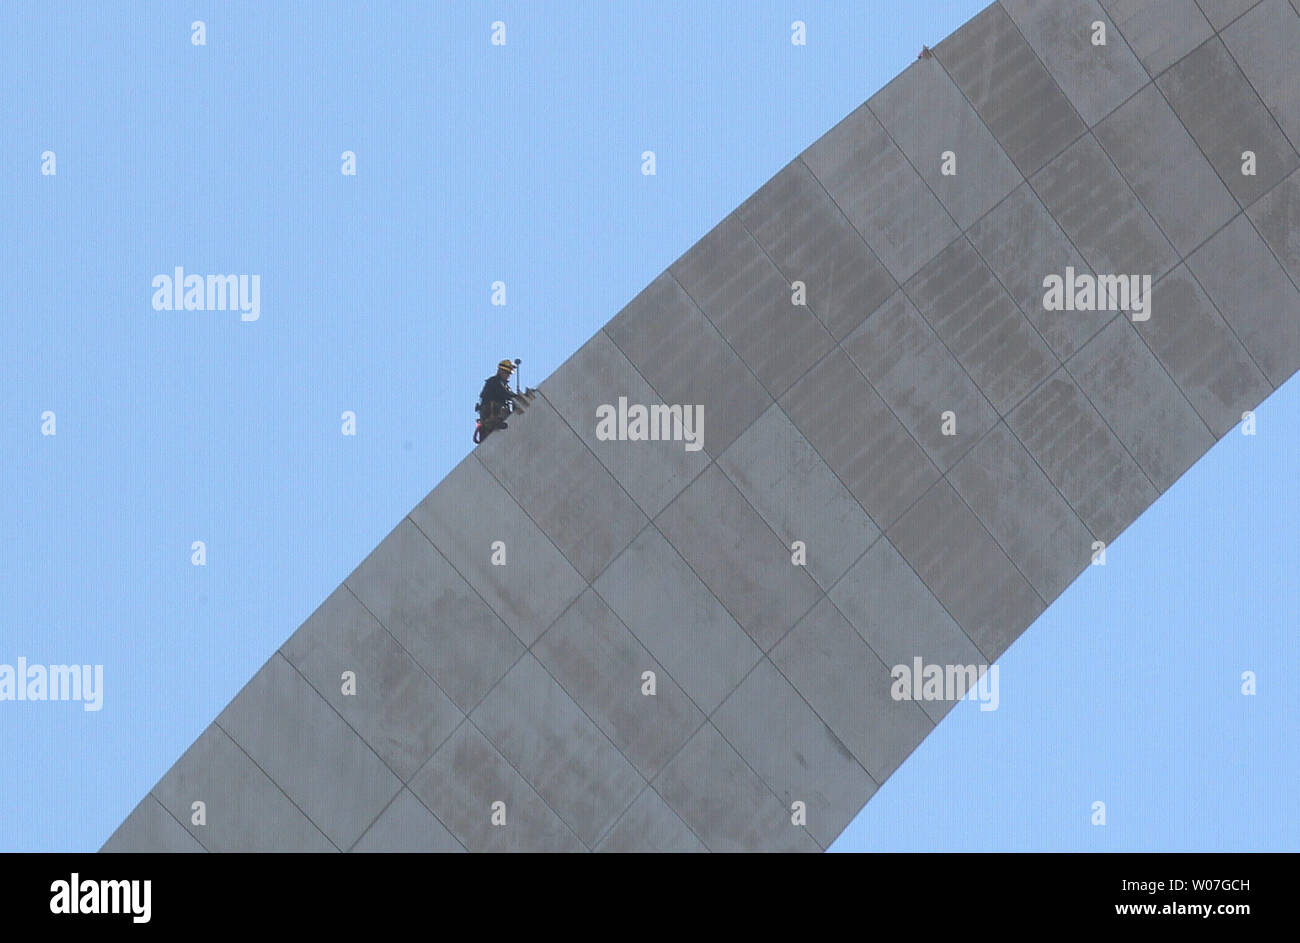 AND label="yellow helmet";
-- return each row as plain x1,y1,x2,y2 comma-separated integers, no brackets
498,359,515,374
